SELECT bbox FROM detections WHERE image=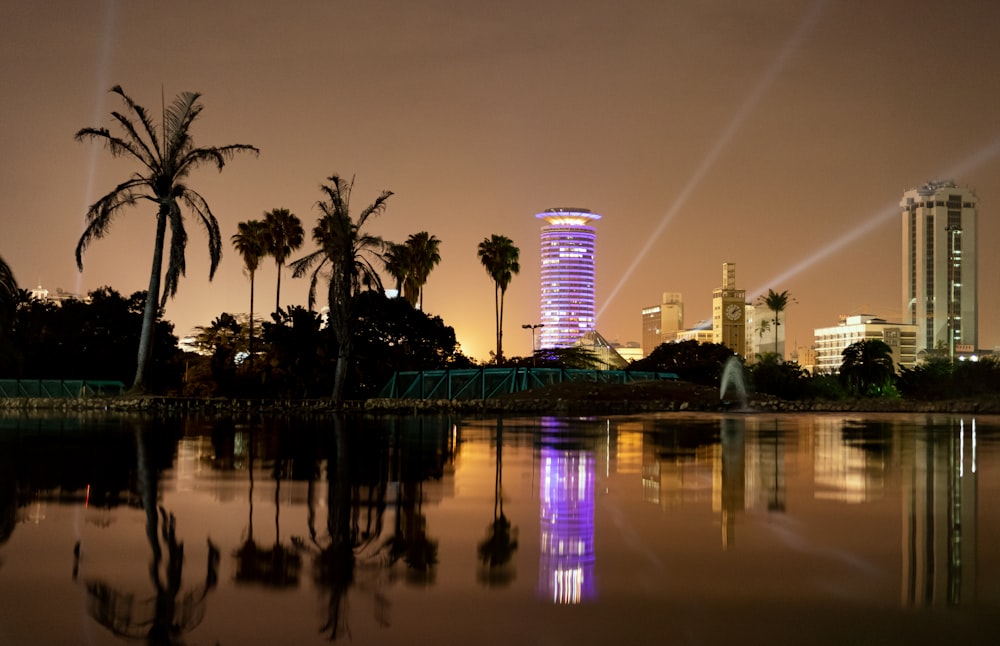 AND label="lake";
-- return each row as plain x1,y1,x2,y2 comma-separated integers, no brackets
1,411,998,645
